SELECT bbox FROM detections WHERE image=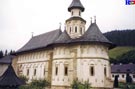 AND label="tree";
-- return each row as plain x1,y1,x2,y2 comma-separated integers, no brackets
4,50,8,56
0,50,4,58
104,30,135,46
